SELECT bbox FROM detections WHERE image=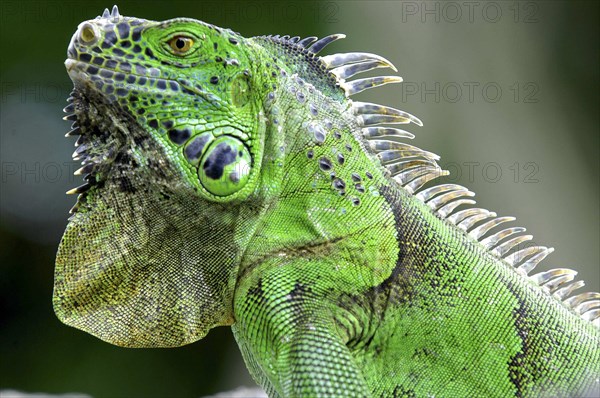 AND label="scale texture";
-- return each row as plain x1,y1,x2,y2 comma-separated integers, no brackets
53,6,600,397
